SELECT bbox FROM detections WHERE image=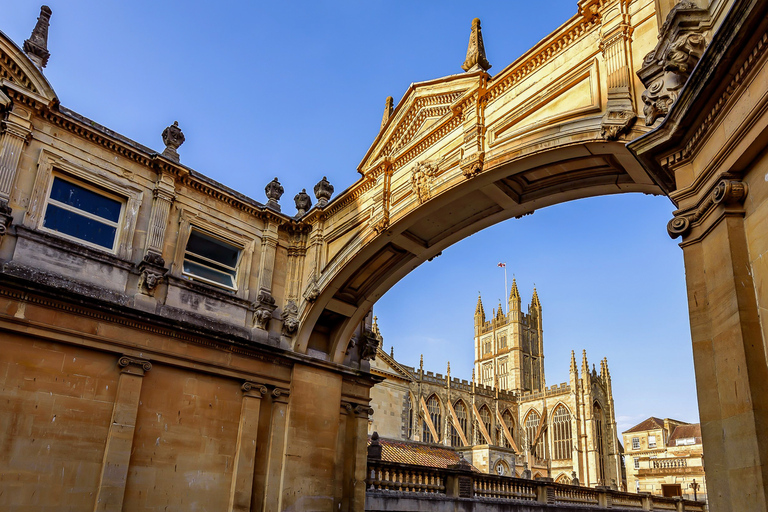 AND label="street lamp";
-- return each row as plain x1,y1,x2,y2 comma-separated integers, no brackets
689,479,701,501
